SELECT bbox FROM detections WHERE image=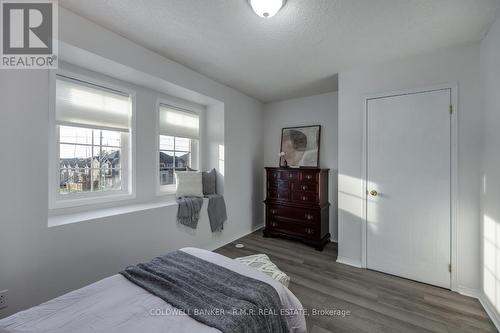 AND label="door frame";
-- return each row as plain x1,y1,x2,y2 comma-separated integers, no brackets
361,83,459,291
